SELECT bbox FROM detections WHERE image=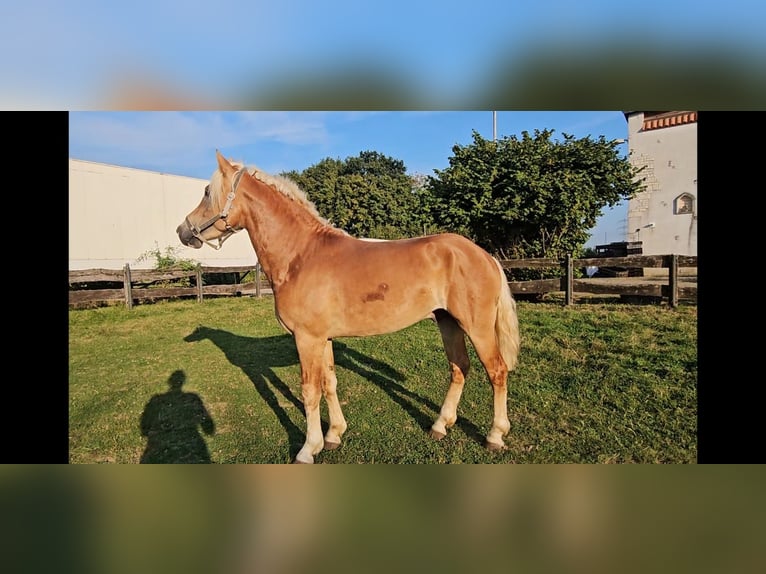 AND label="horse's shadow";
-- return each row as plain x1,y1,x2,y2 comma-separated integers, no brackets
184,326,486,460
